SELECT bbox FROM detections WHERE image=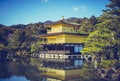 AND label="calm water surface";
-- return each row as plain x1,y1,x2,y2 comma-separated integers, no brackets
0,76,30,81
0,58,85,81
0,57,45,81
0,57,108,81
